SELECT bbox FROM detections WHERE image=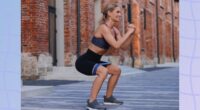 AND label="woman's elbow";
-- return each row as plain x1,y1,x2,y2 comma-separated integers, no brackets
120,46,127,50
